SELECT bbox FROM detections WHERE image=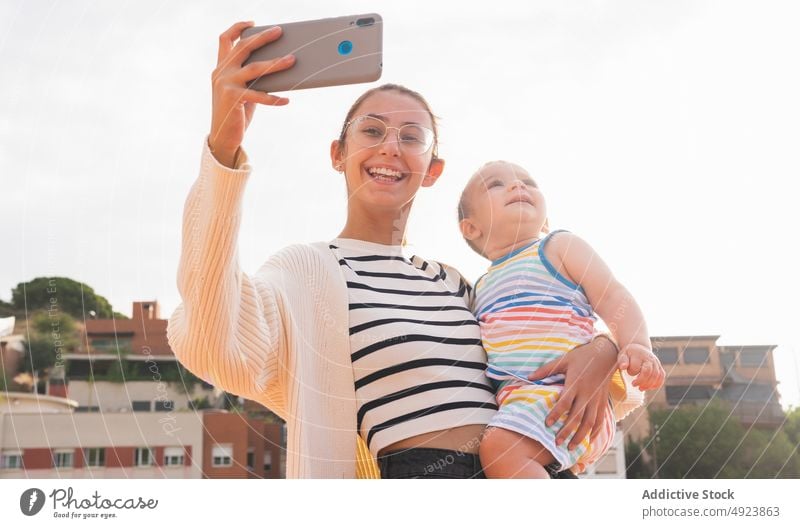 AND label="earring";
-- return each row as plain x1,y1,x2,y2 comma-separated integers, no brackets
335,164,344,173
